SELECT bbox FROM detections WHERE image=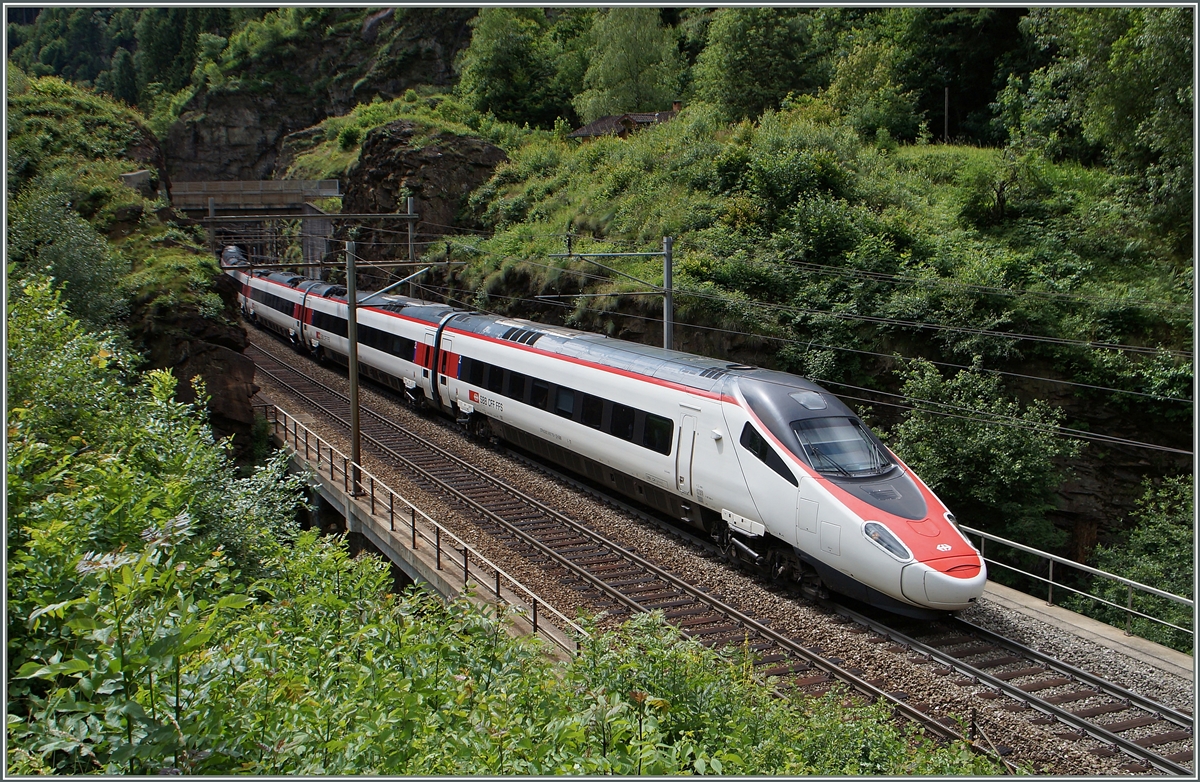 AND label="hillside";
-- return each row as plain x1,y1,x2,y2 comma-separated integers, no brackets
7,3,1191,642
